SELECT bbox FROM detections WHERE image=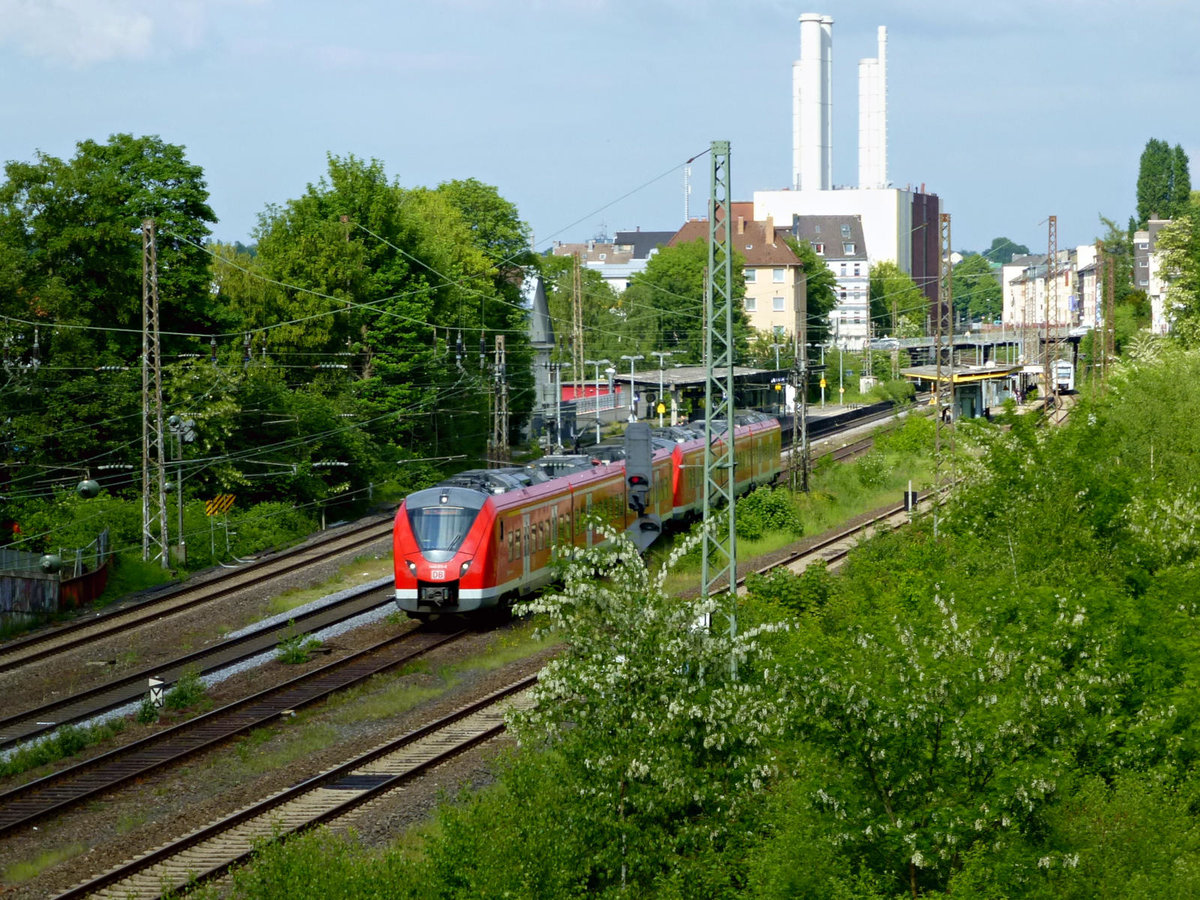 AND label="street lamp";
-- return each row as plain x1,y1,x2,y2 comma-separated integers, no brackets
585,358,611,443
620,354,643,421
651,351,672,426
